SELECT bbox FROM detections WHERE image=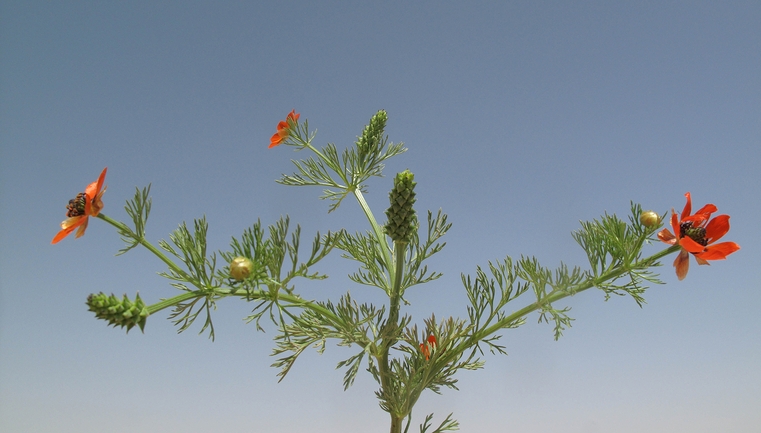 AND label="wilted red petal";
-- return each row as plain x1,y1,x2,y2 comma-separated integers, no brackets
658,228,676,244
704,215,730,243
673,249,690,281
90,187,107,216
696,242,740,261
75,218,89,238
